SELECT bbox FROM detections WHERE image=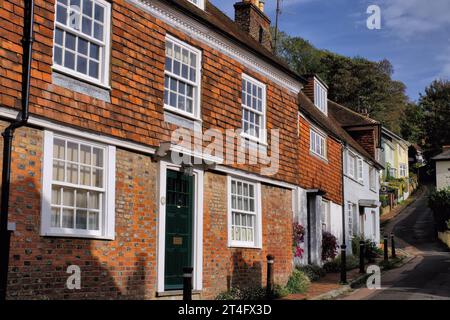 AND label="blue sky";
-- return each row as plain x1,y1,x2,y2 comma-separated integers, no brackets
210,0,450,102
